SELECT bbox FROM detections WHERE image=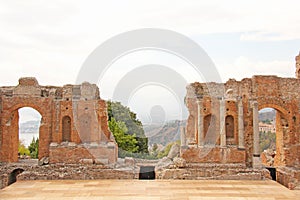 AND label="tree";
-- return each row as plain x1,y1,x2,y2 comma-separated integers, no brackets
107,101,148,153
28,137,39,159
108,117,139,153
18,140,30,156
